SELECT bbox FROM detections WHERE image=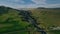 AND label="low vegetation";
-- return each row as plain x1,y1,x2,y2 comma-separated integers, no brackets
0,6,60,34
